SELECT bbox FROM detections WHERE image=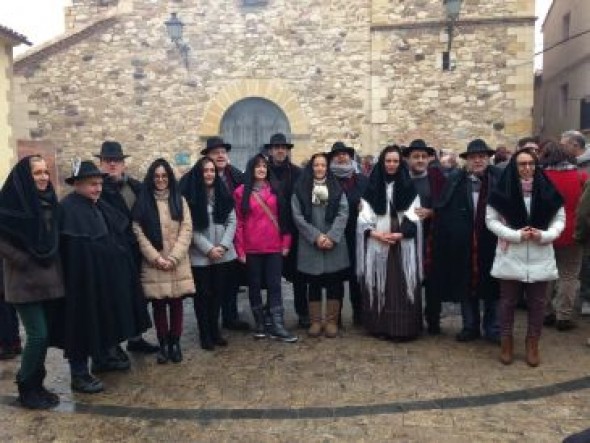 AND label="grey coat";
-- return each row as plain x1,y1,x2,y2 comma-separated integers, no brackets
190,205,237,267
292,193,350,275
0,237,64,304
